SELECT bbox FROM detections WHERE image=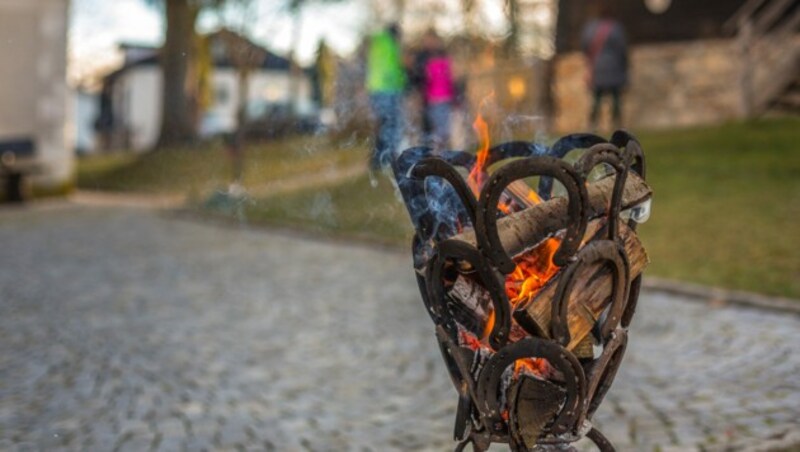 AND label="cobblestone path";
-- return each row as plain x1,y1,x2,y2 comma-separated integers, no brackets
1,204,798,451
